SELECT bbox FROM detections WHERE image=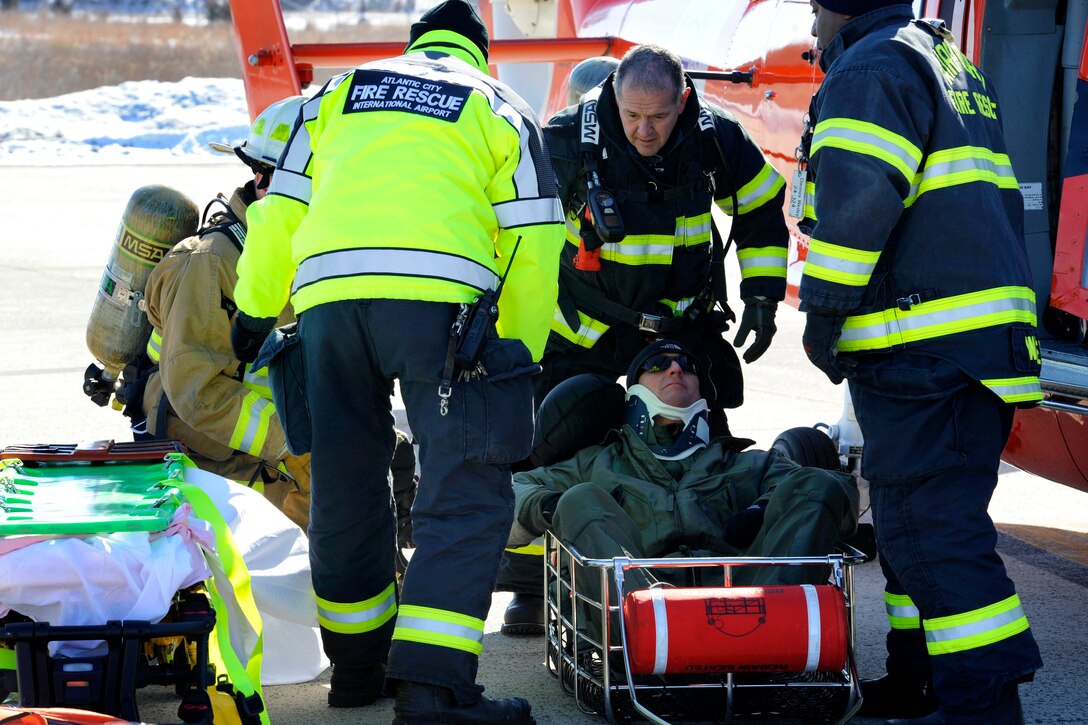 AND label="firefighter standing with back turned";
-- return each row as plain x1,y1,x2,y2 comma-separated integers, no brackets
800,2,1043,724
229,1,565,722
